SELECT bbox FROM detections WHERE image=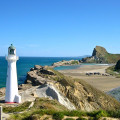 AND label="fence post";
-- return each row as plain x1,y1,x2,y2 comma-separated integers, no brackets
0,106,2,120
